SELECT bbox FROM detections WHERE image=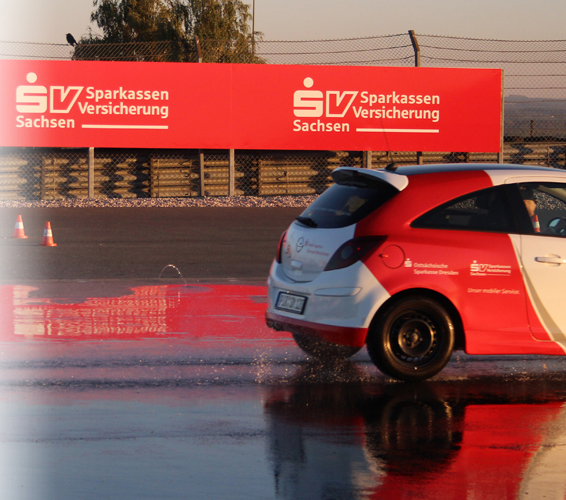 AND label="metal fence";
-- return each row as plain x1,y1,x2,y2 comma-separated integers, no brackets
2,145,566,201
3,33,566,138
1,32,566,200
0,34,415,65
